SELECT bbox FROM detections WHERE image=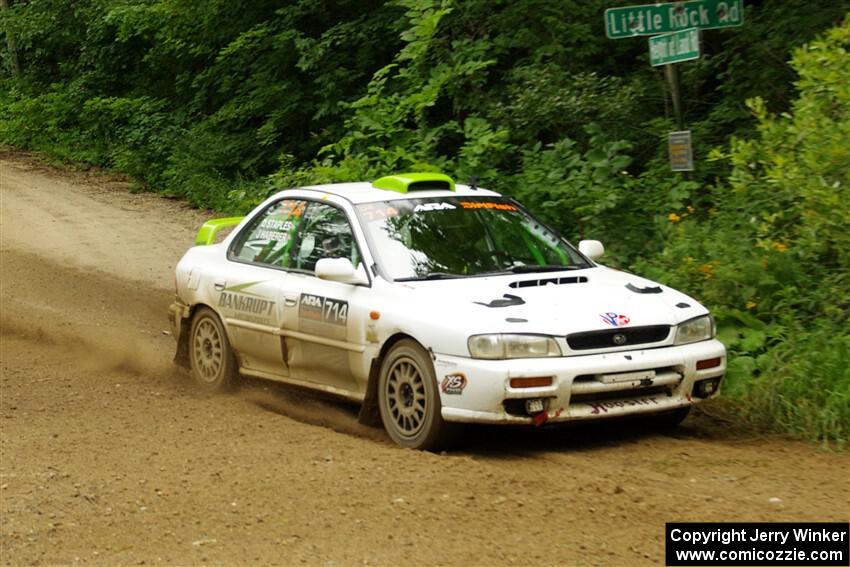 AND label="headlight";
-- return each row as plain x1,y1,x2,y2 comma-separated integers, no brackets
468,334,562,359
675,315,715,345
